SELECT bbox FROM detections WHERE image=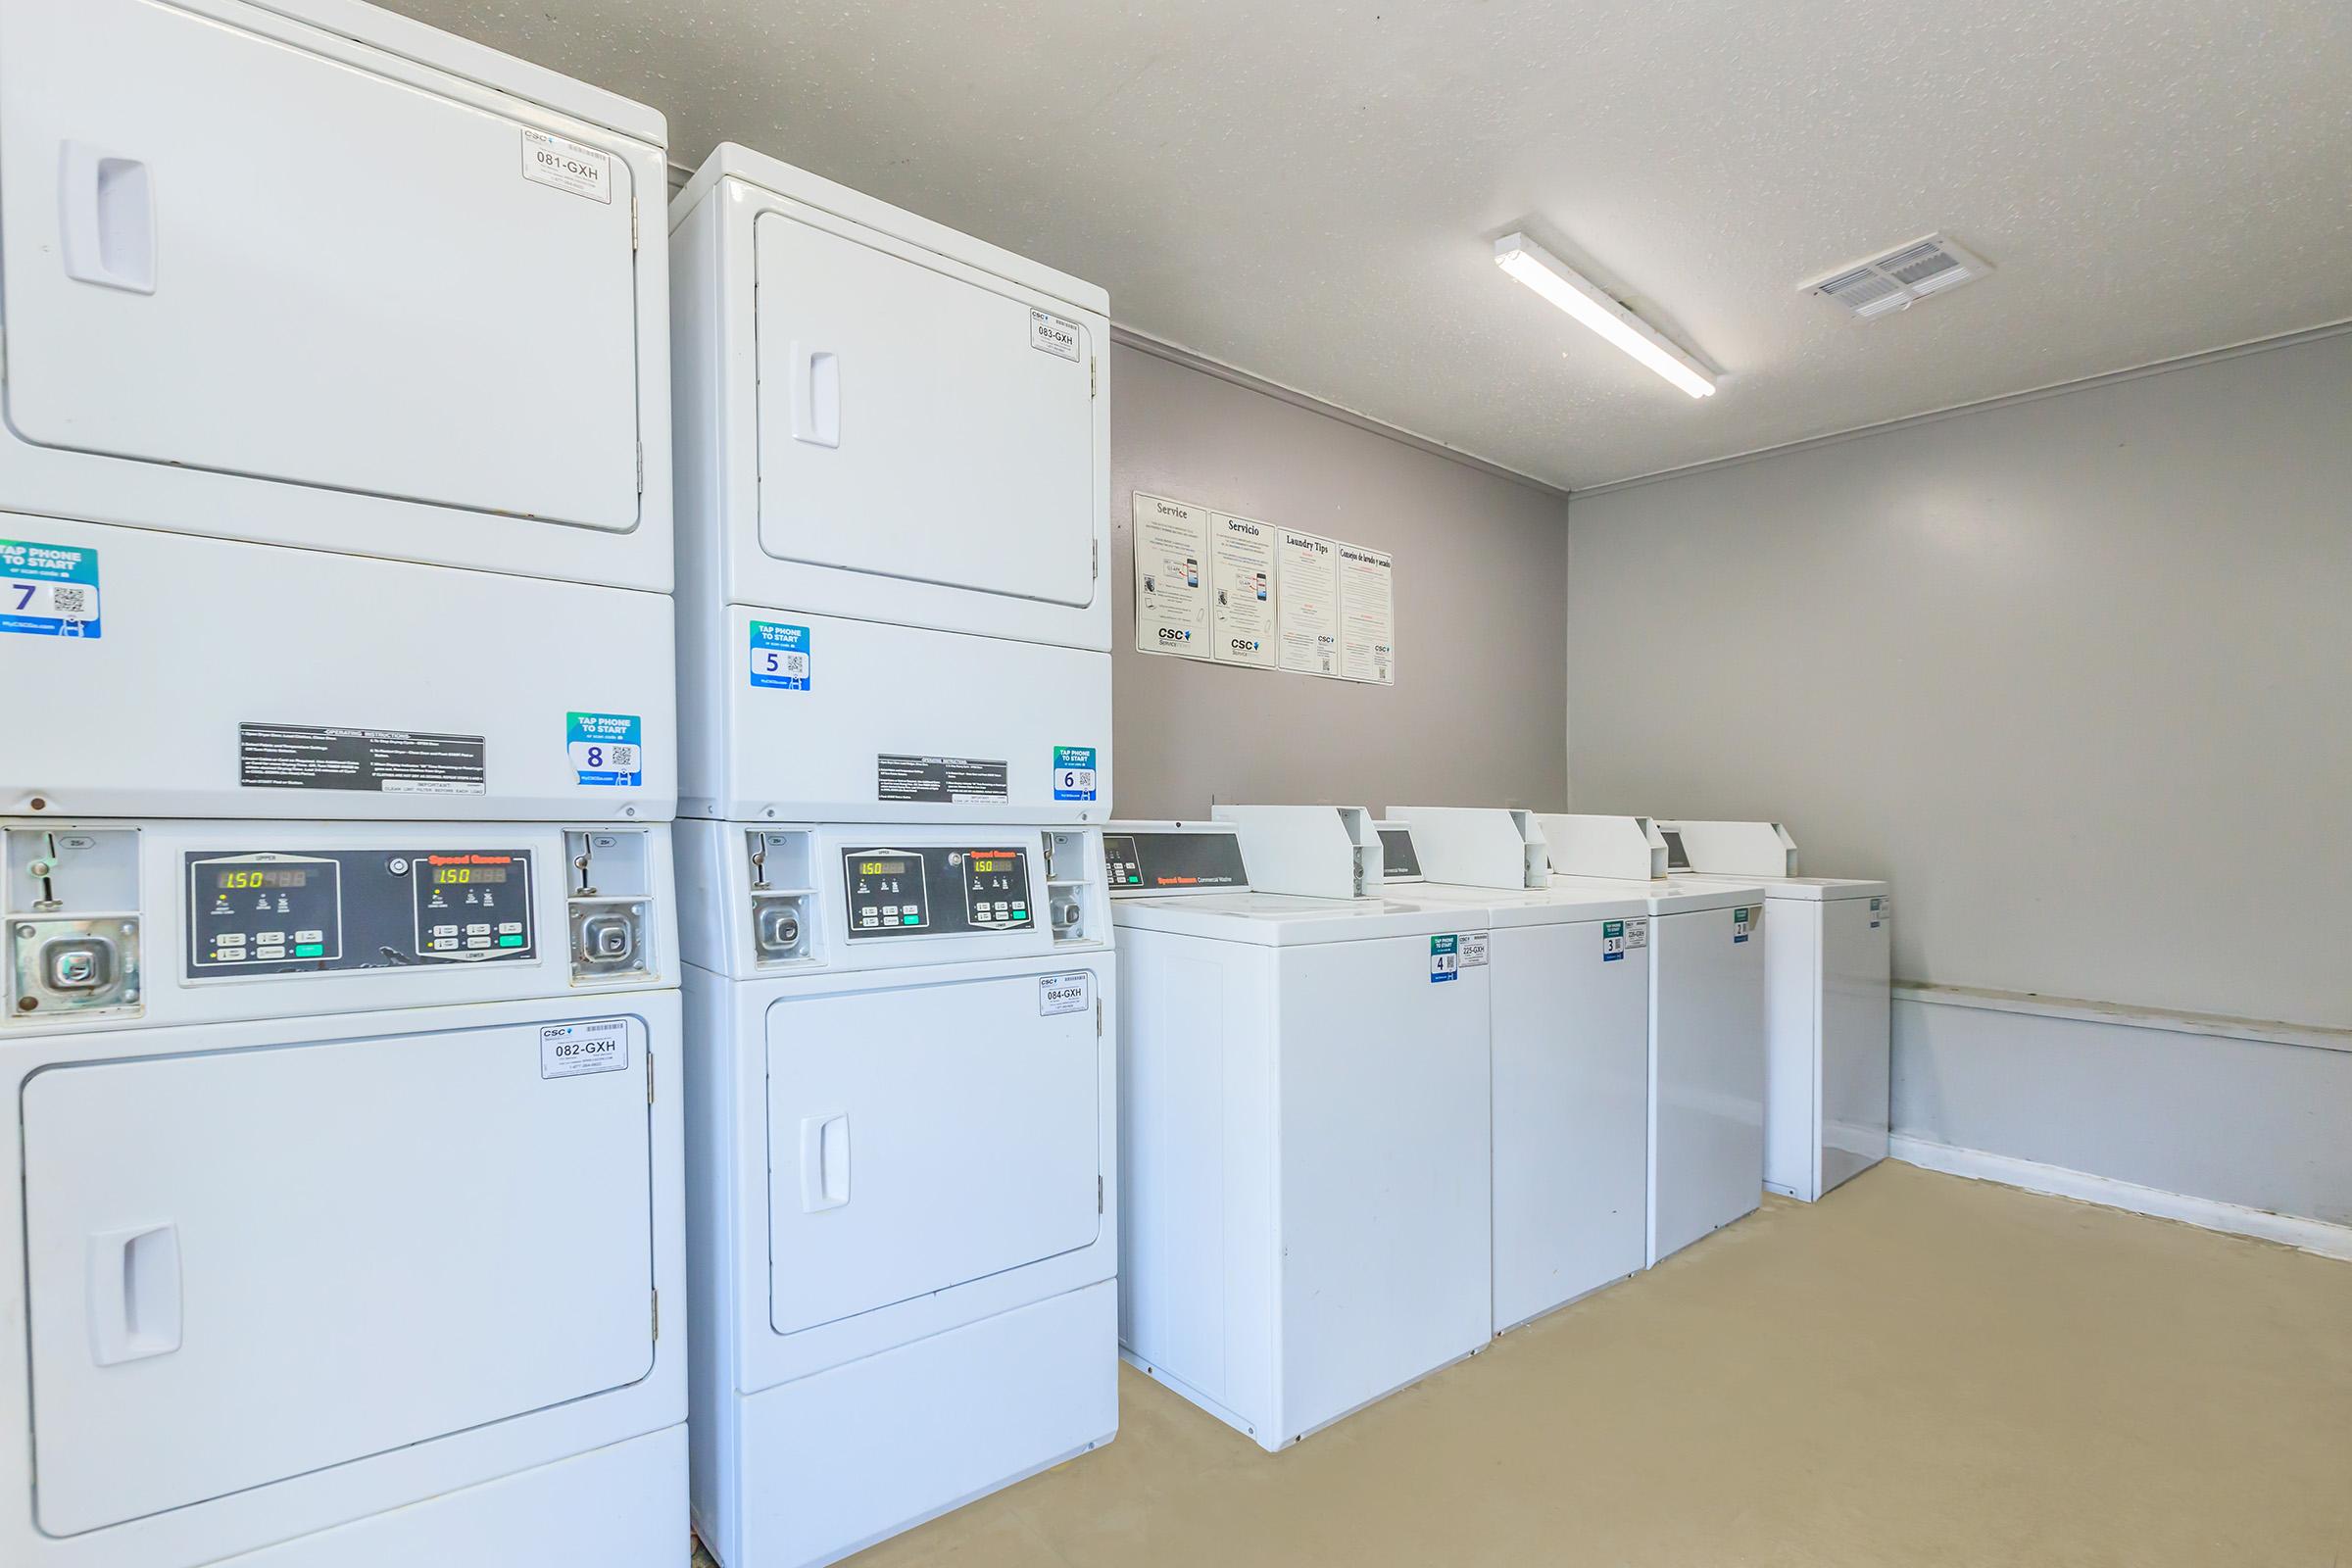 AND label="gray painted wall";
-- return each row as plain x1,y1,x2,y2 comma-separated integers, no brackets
1564,329,2352,1226
1110,340,1568,821
1565,331,2352,1029
1893,1000,2352,1227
